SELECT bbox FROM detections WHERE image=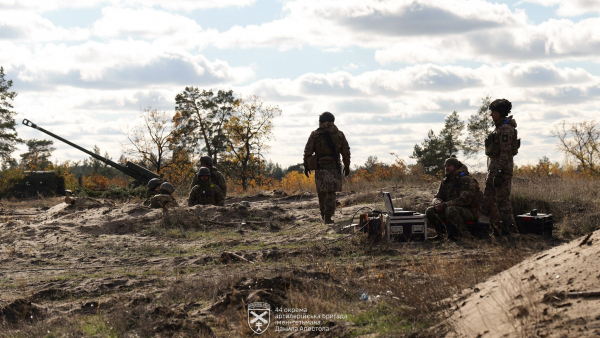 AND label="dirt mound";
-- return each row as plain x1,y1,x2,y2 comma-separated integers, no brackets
444,229,600,337
201,276,306,322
